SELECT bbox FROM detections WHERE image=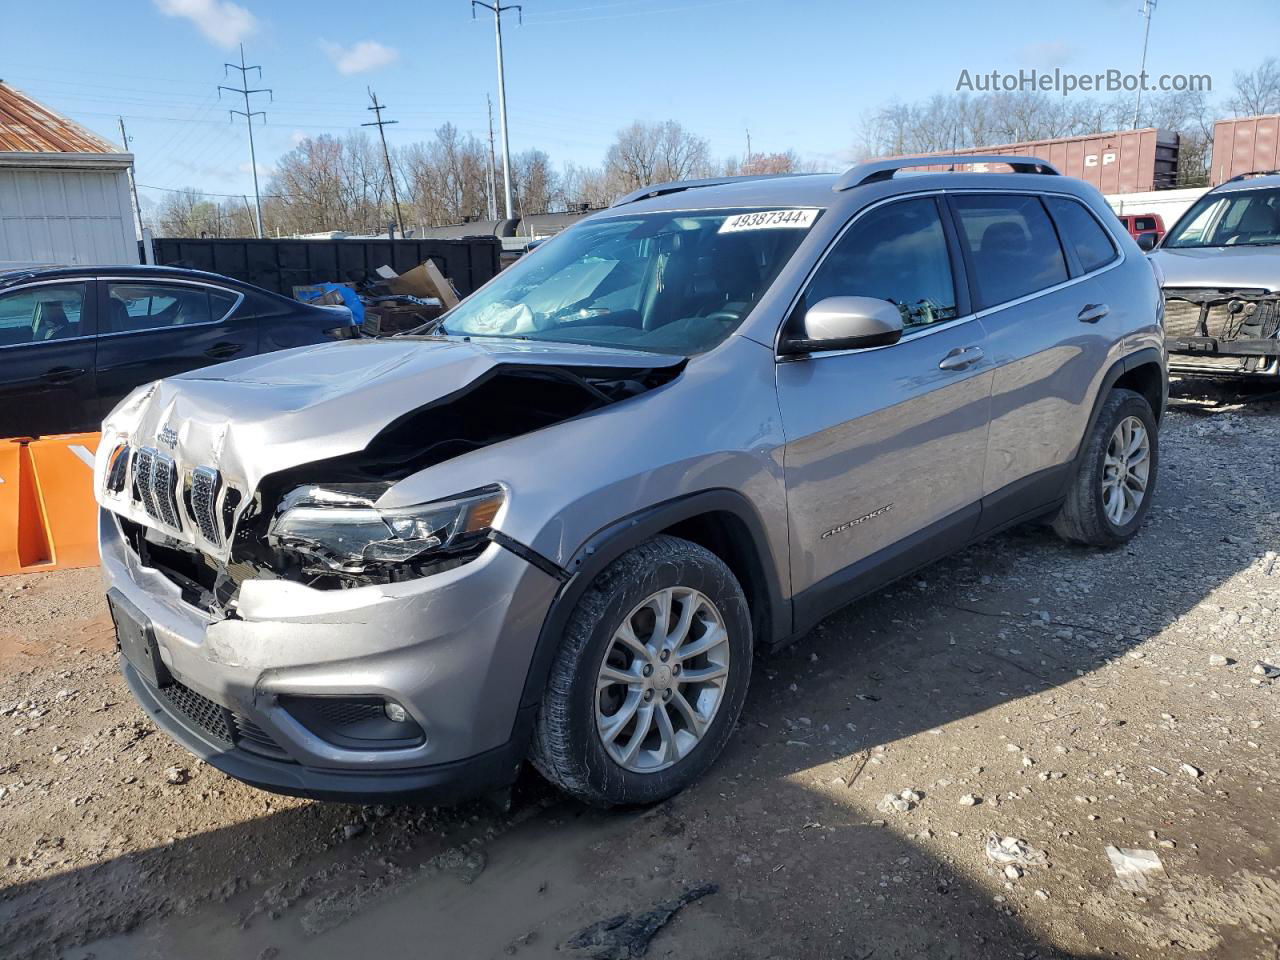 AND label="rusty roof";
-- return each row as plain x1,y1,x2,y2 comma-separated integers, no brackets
0,82,121,154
